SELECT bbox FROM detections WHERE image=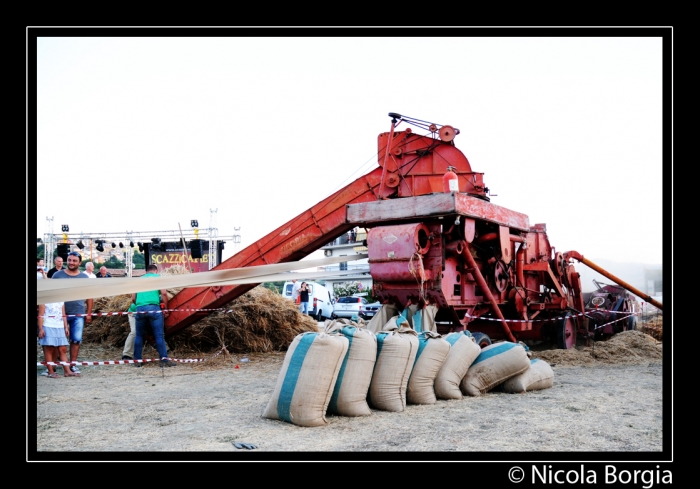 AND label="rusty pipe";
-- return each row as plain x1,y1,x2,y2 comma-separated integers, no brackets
516,242,526,288
378,115,399,199
462,242,518,343
562,251,662,311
